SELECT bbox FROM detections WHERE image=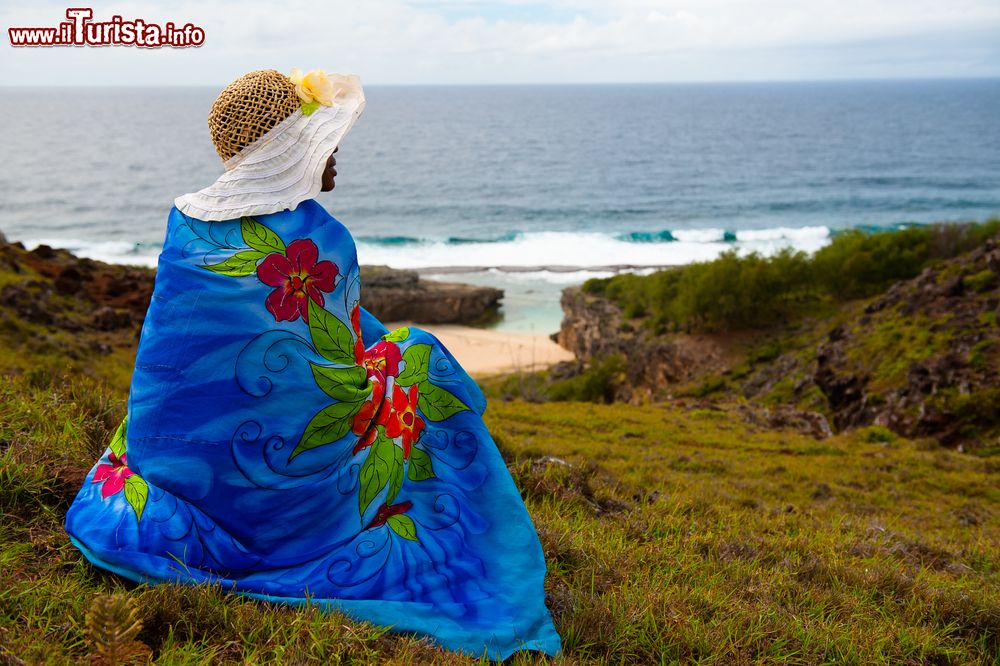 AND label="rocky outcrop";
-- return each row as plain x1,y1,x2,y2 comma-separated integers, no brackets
745,235,1000,447
0,242,503,331
555,233,1000,448
360,265,502,325
793,239,1000,443
736,403,834,440
556,287,726,401
0,243,152,336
